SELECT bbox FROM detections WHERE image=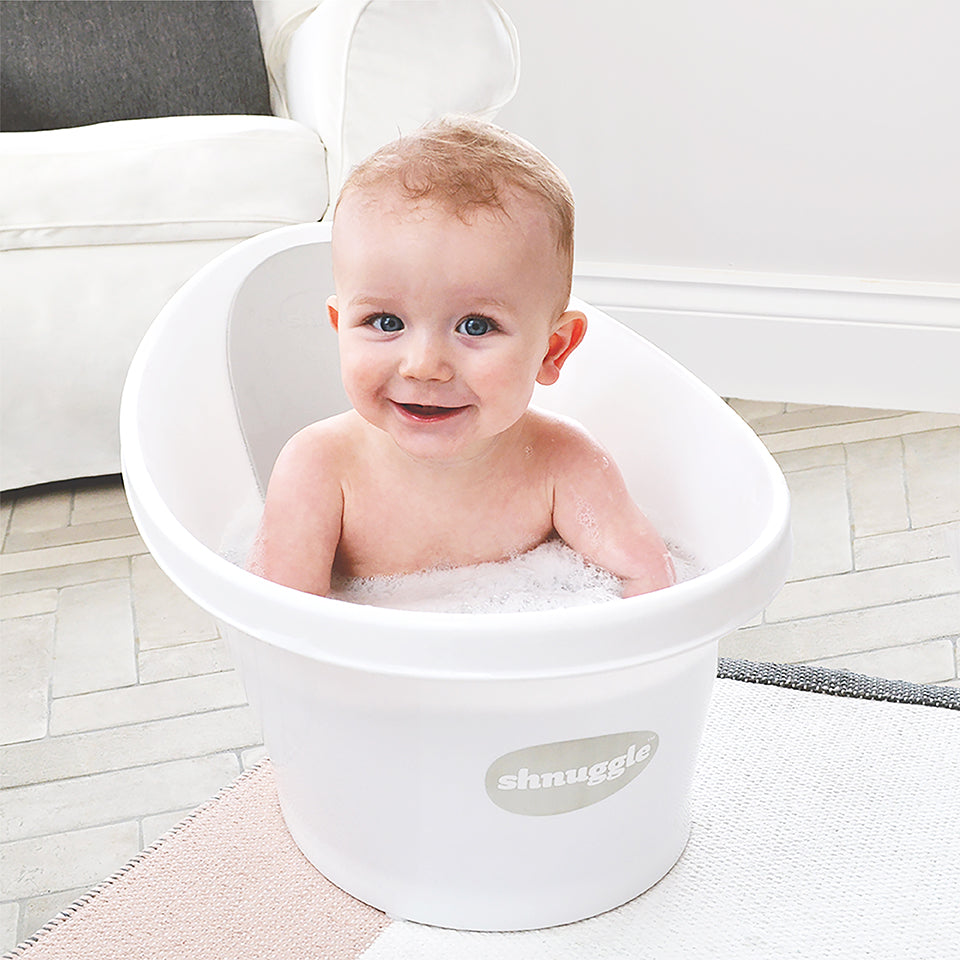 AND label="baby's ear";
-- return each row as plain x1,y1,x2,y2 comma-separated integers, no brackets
537,310,587,386
326,295,339,331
